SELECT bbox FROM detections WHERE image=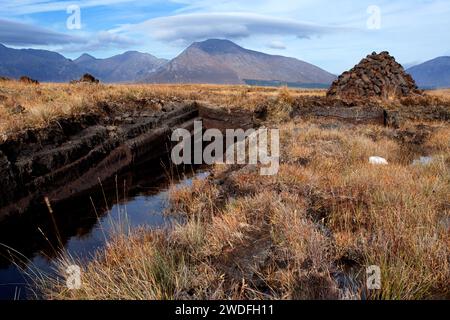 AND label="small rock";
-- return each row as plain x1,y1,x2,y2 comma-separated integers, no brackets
369,156,388,165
